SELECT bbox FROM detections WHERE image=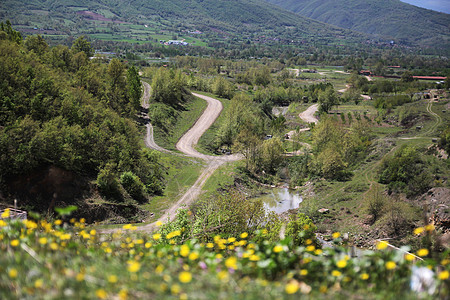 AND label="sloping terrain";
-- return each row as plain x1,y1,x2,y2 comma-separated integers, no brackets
0,0,364,47
265,0,450,47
